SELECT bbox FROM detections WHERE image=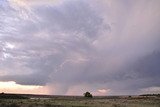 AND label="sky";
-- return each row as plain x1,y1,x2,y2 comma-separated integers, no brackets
0,0,160,95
